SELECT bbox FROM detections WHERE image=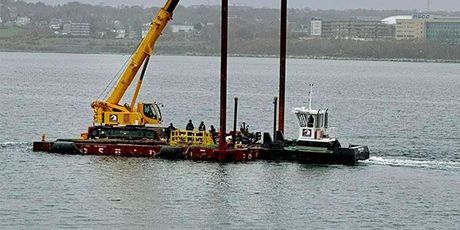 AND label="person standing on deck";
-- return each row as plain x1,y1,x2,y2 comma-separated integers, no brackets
209,125,217,144
165,123,175,143
186,120,194,130
198,121,206,131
